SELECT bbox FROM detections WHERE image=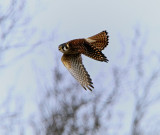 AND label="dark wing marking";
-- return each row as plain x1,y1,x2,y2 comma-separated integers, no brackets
82,41,109,62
